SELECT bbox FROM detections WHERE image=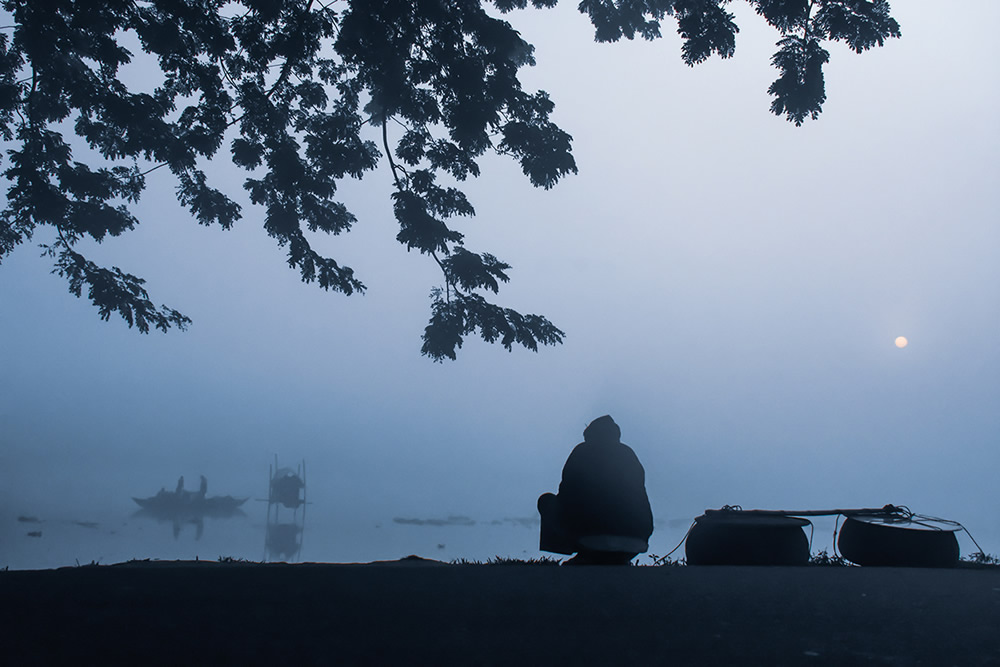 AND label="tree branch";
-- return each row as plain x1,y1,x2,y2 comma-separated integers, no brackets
803,0,815,40
139,162,169,177
382,117,404,188
265,1,315,101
